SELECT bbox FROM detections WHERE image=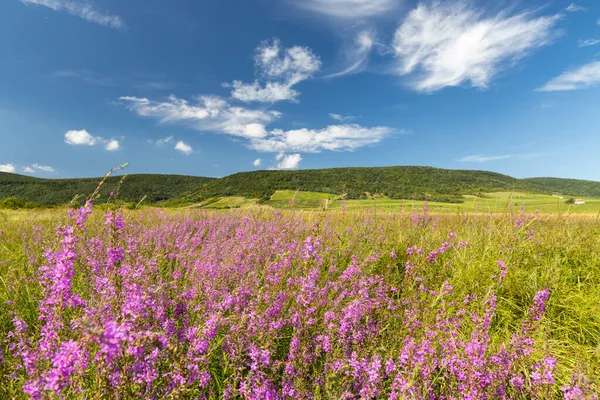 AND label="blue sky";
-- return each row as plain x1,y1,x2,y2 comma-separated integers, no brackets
1,0,599,180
